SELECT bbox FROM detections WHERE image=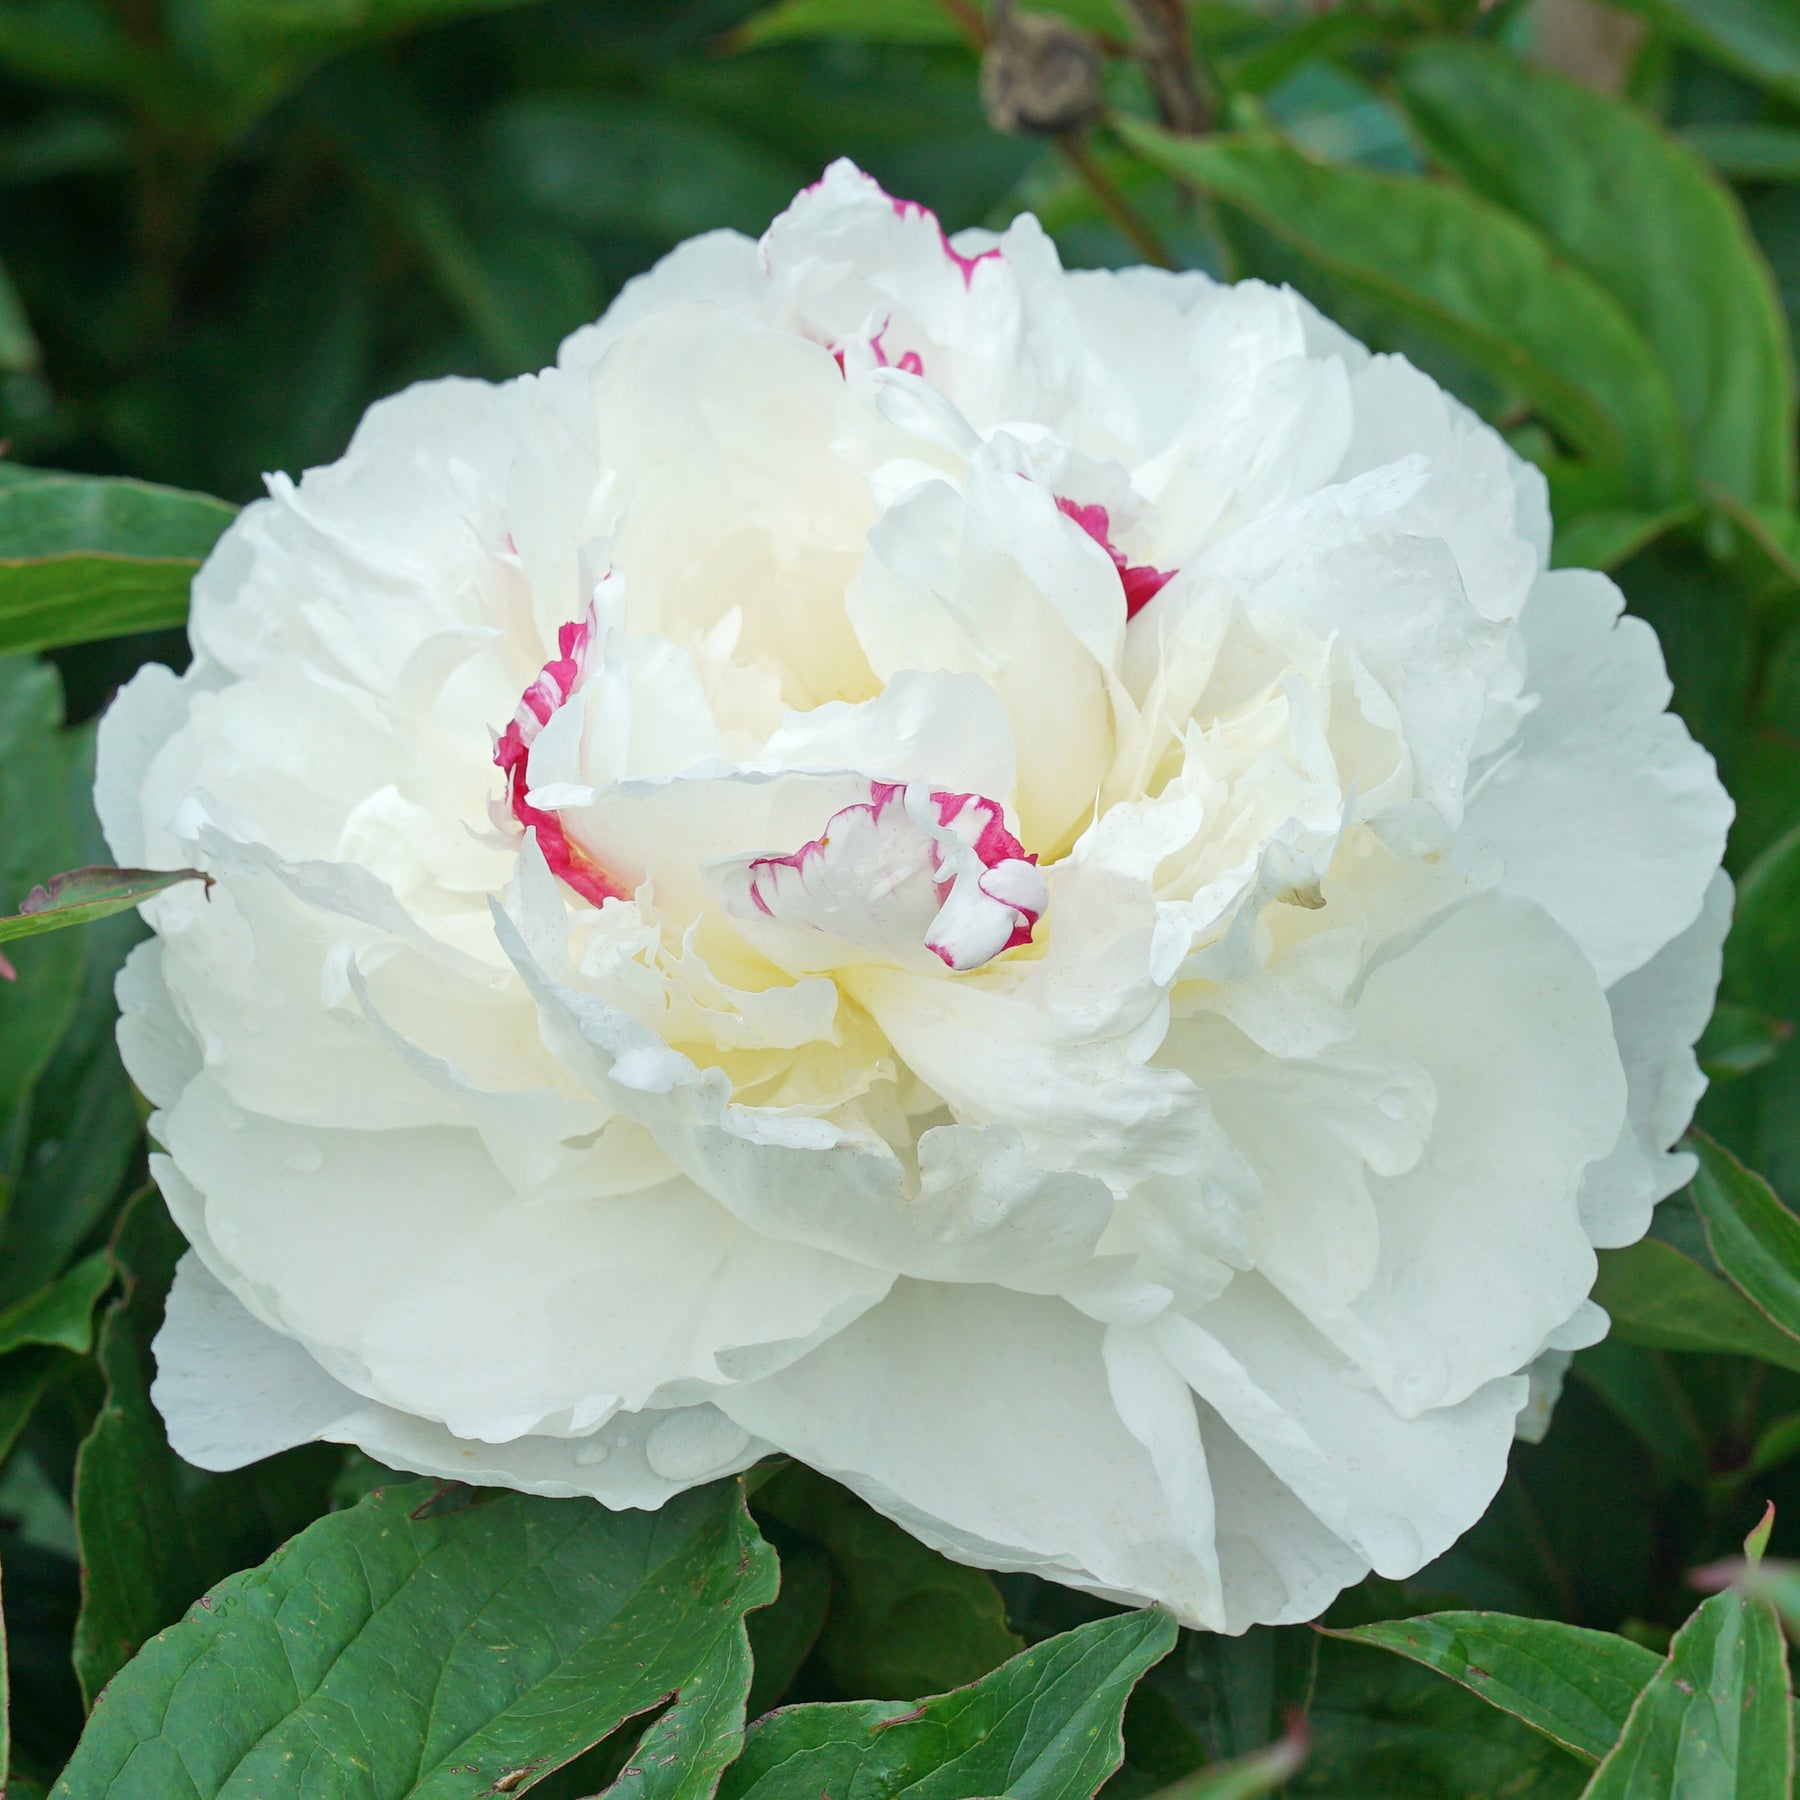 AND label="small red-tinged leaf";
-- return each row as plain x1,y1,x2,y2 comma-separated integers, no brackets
1586,1561,1794,1797
0,864,209,945
1750,1503,1779,1567
1149,1718,1310,1799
